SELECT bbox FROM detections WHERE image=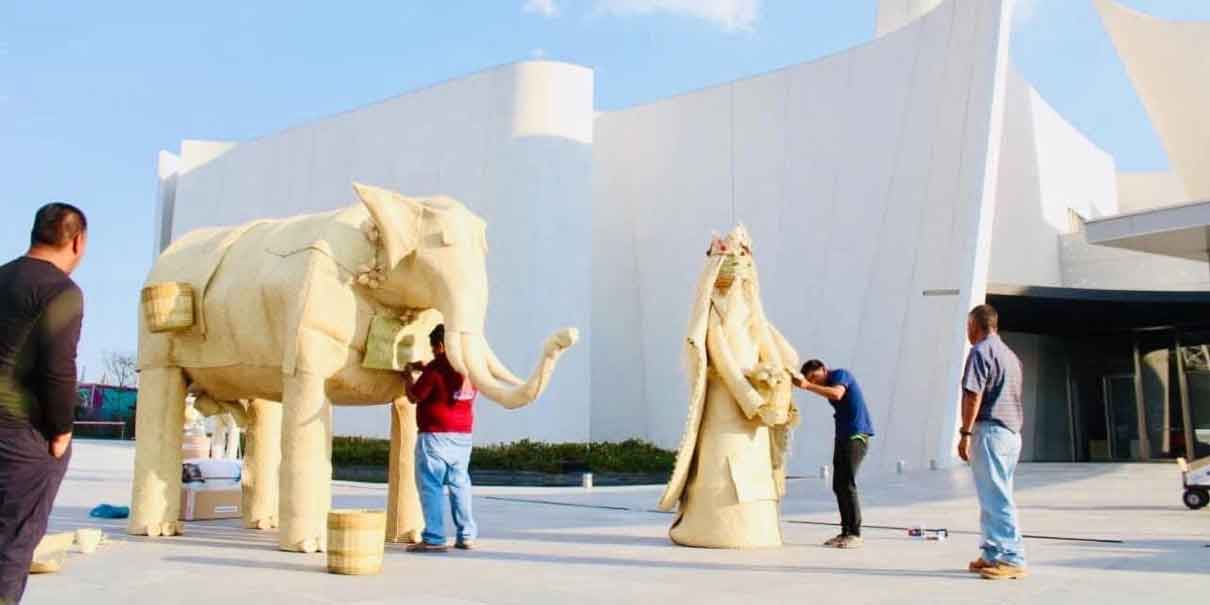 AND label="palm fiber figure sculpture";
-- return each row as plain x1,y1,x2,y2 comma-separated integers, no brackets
657,225,801,548
130,183,577,552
